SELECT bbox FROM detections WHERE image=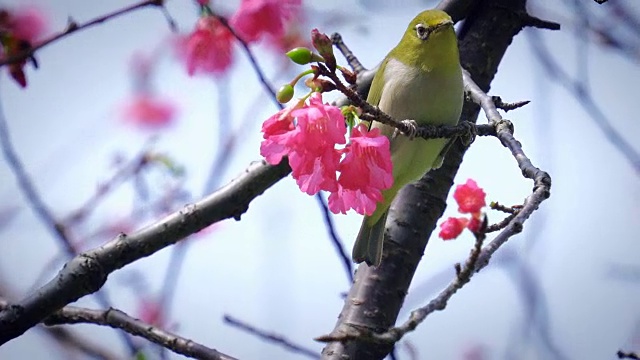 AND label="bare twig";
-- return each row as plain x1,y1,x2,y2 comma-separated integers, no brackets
315,193,353,283
527,30,640,174
0,0,172,67
44,306,236,360
618,350,640,359
491,96,530,112
0,99,75,255
0,298,118,360
213,15,282,110
224,315,319,359
330,33,366,74
0,98,138,353
521,13,561,30
63,142,155,226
